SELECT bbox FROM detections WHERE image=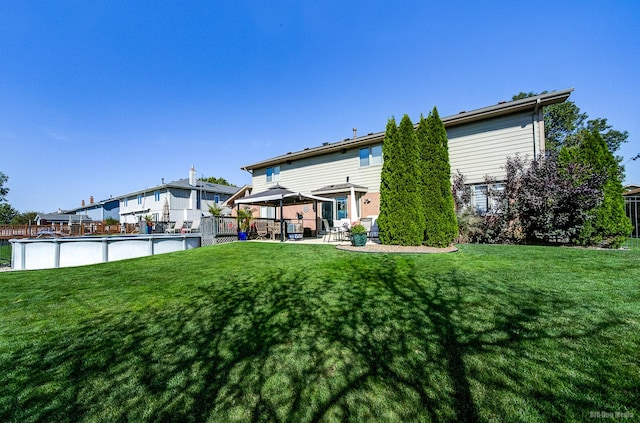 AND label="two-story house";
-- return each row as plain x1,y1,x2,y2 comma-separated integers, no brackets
117,166,240,224
240,89,573,226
